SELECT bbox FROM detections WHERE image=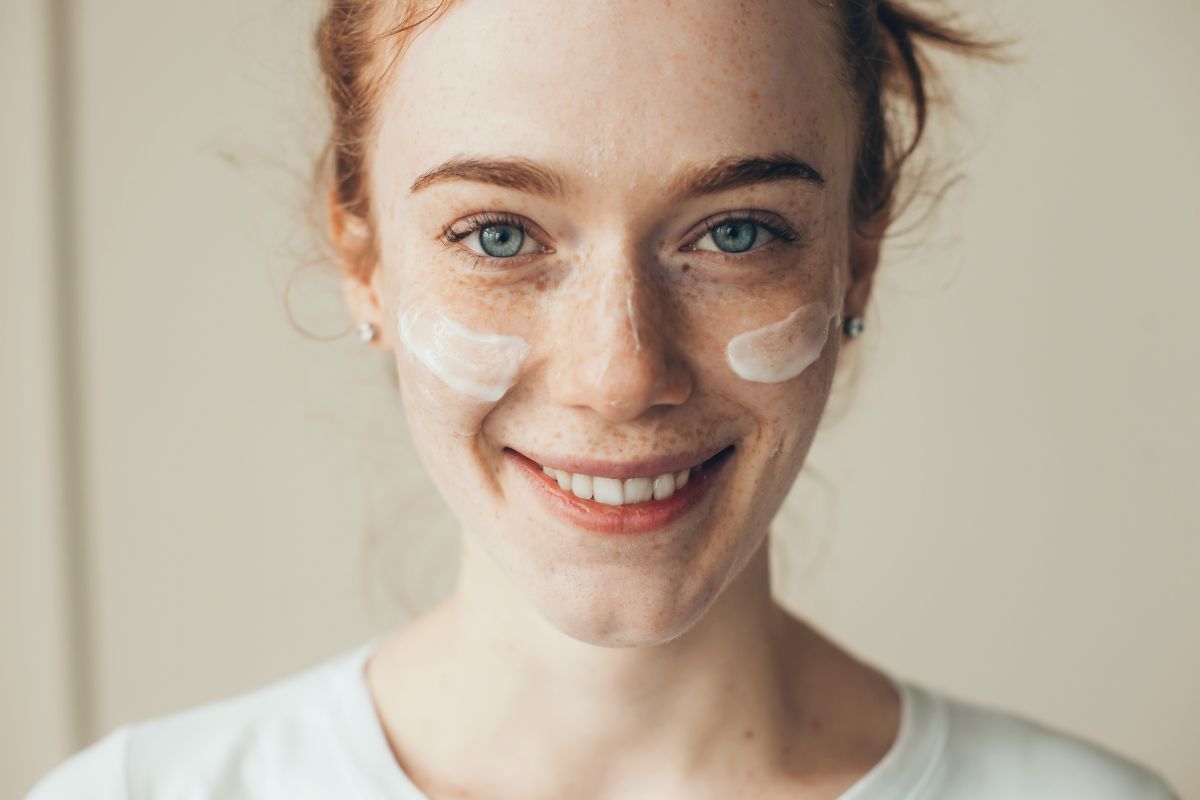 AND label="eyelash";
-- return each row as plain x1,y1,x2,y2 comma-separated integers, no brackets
688,210,803,264
441,211,547,270
439,209,802,270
